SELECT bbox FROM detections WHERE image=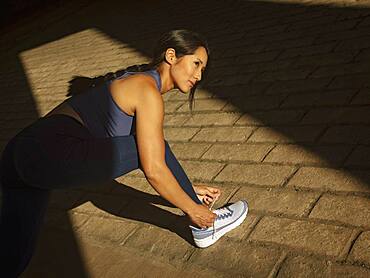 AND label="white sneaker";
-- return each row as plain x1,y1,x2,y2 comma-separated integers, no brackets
190,200,248,248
